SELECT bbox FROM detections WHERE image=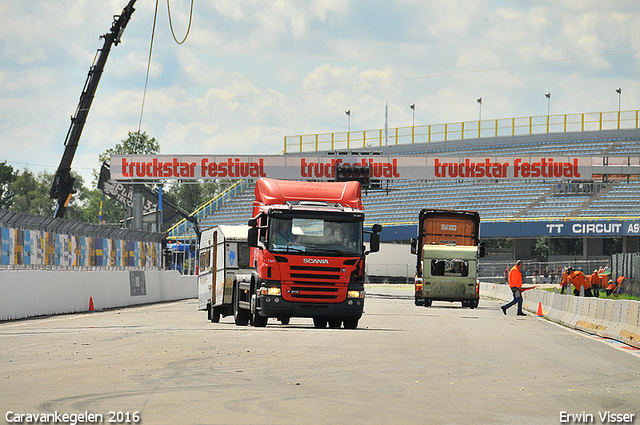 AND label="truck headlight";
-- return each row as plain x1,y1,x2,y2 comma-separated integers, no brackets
259,287,281,296
267,287,281,296
347,290,365,299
